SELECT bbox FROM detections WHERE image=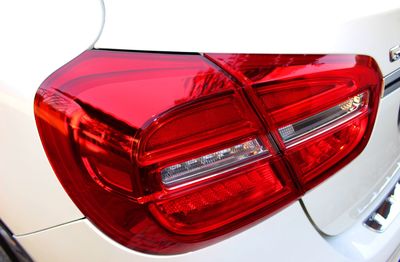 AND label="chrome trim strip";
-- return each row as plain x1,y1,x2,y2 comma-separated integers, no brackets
364,172,400,233
384,79,400,97
280,94,366,144
385,67,400,86
384,67,400,97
